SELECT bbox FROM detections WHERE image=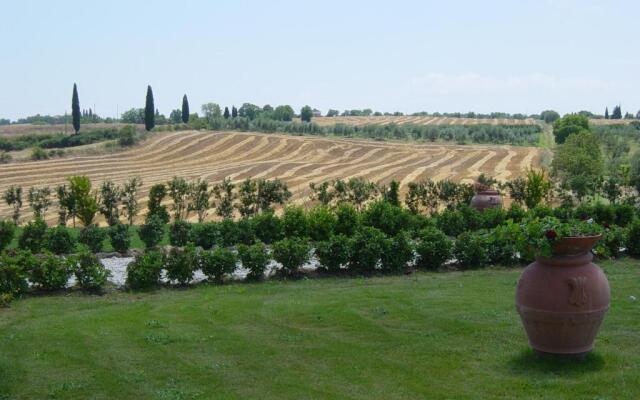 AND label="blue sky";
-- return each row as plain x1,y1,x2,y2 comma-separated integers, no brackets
1,0,638,120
